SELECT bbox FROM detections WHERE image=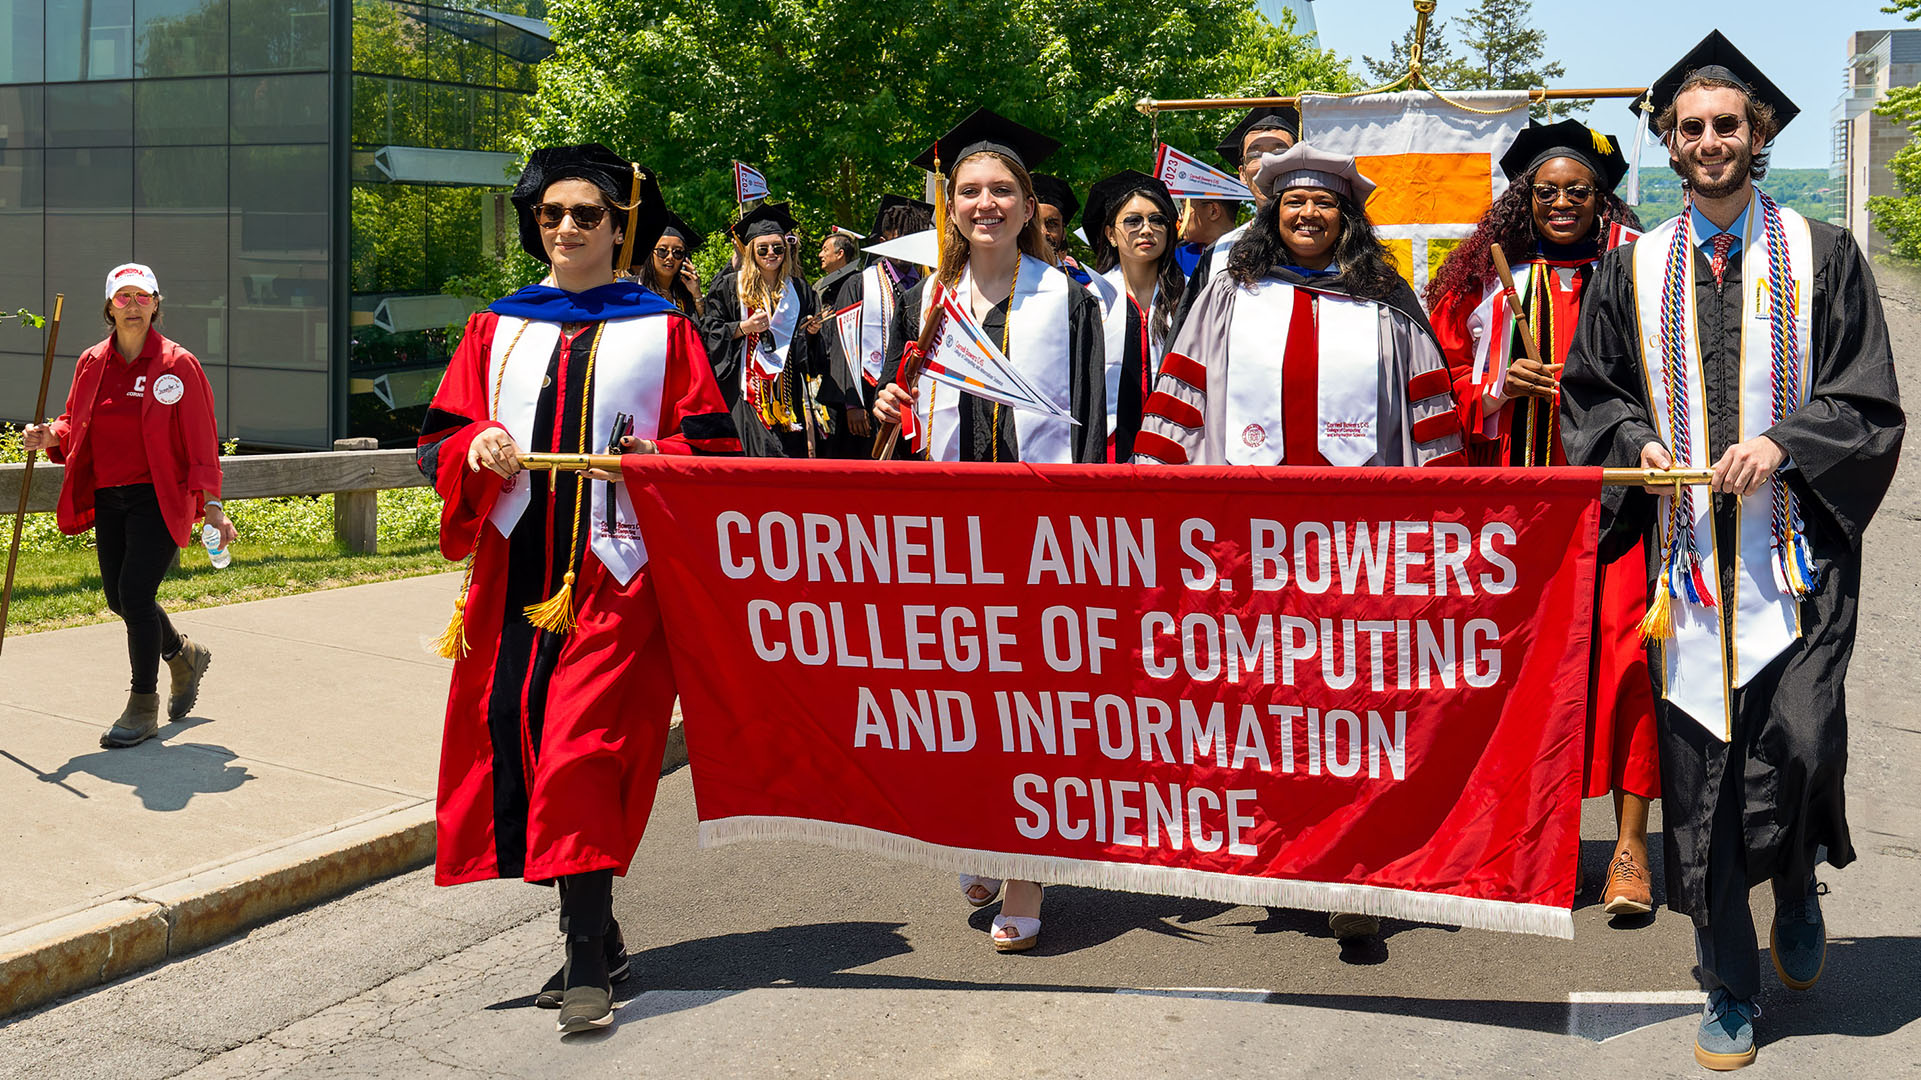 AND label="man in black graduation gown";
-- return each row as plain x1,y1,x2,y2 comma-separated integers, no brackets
1561,33,1904,1071
1168,105,1298,339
